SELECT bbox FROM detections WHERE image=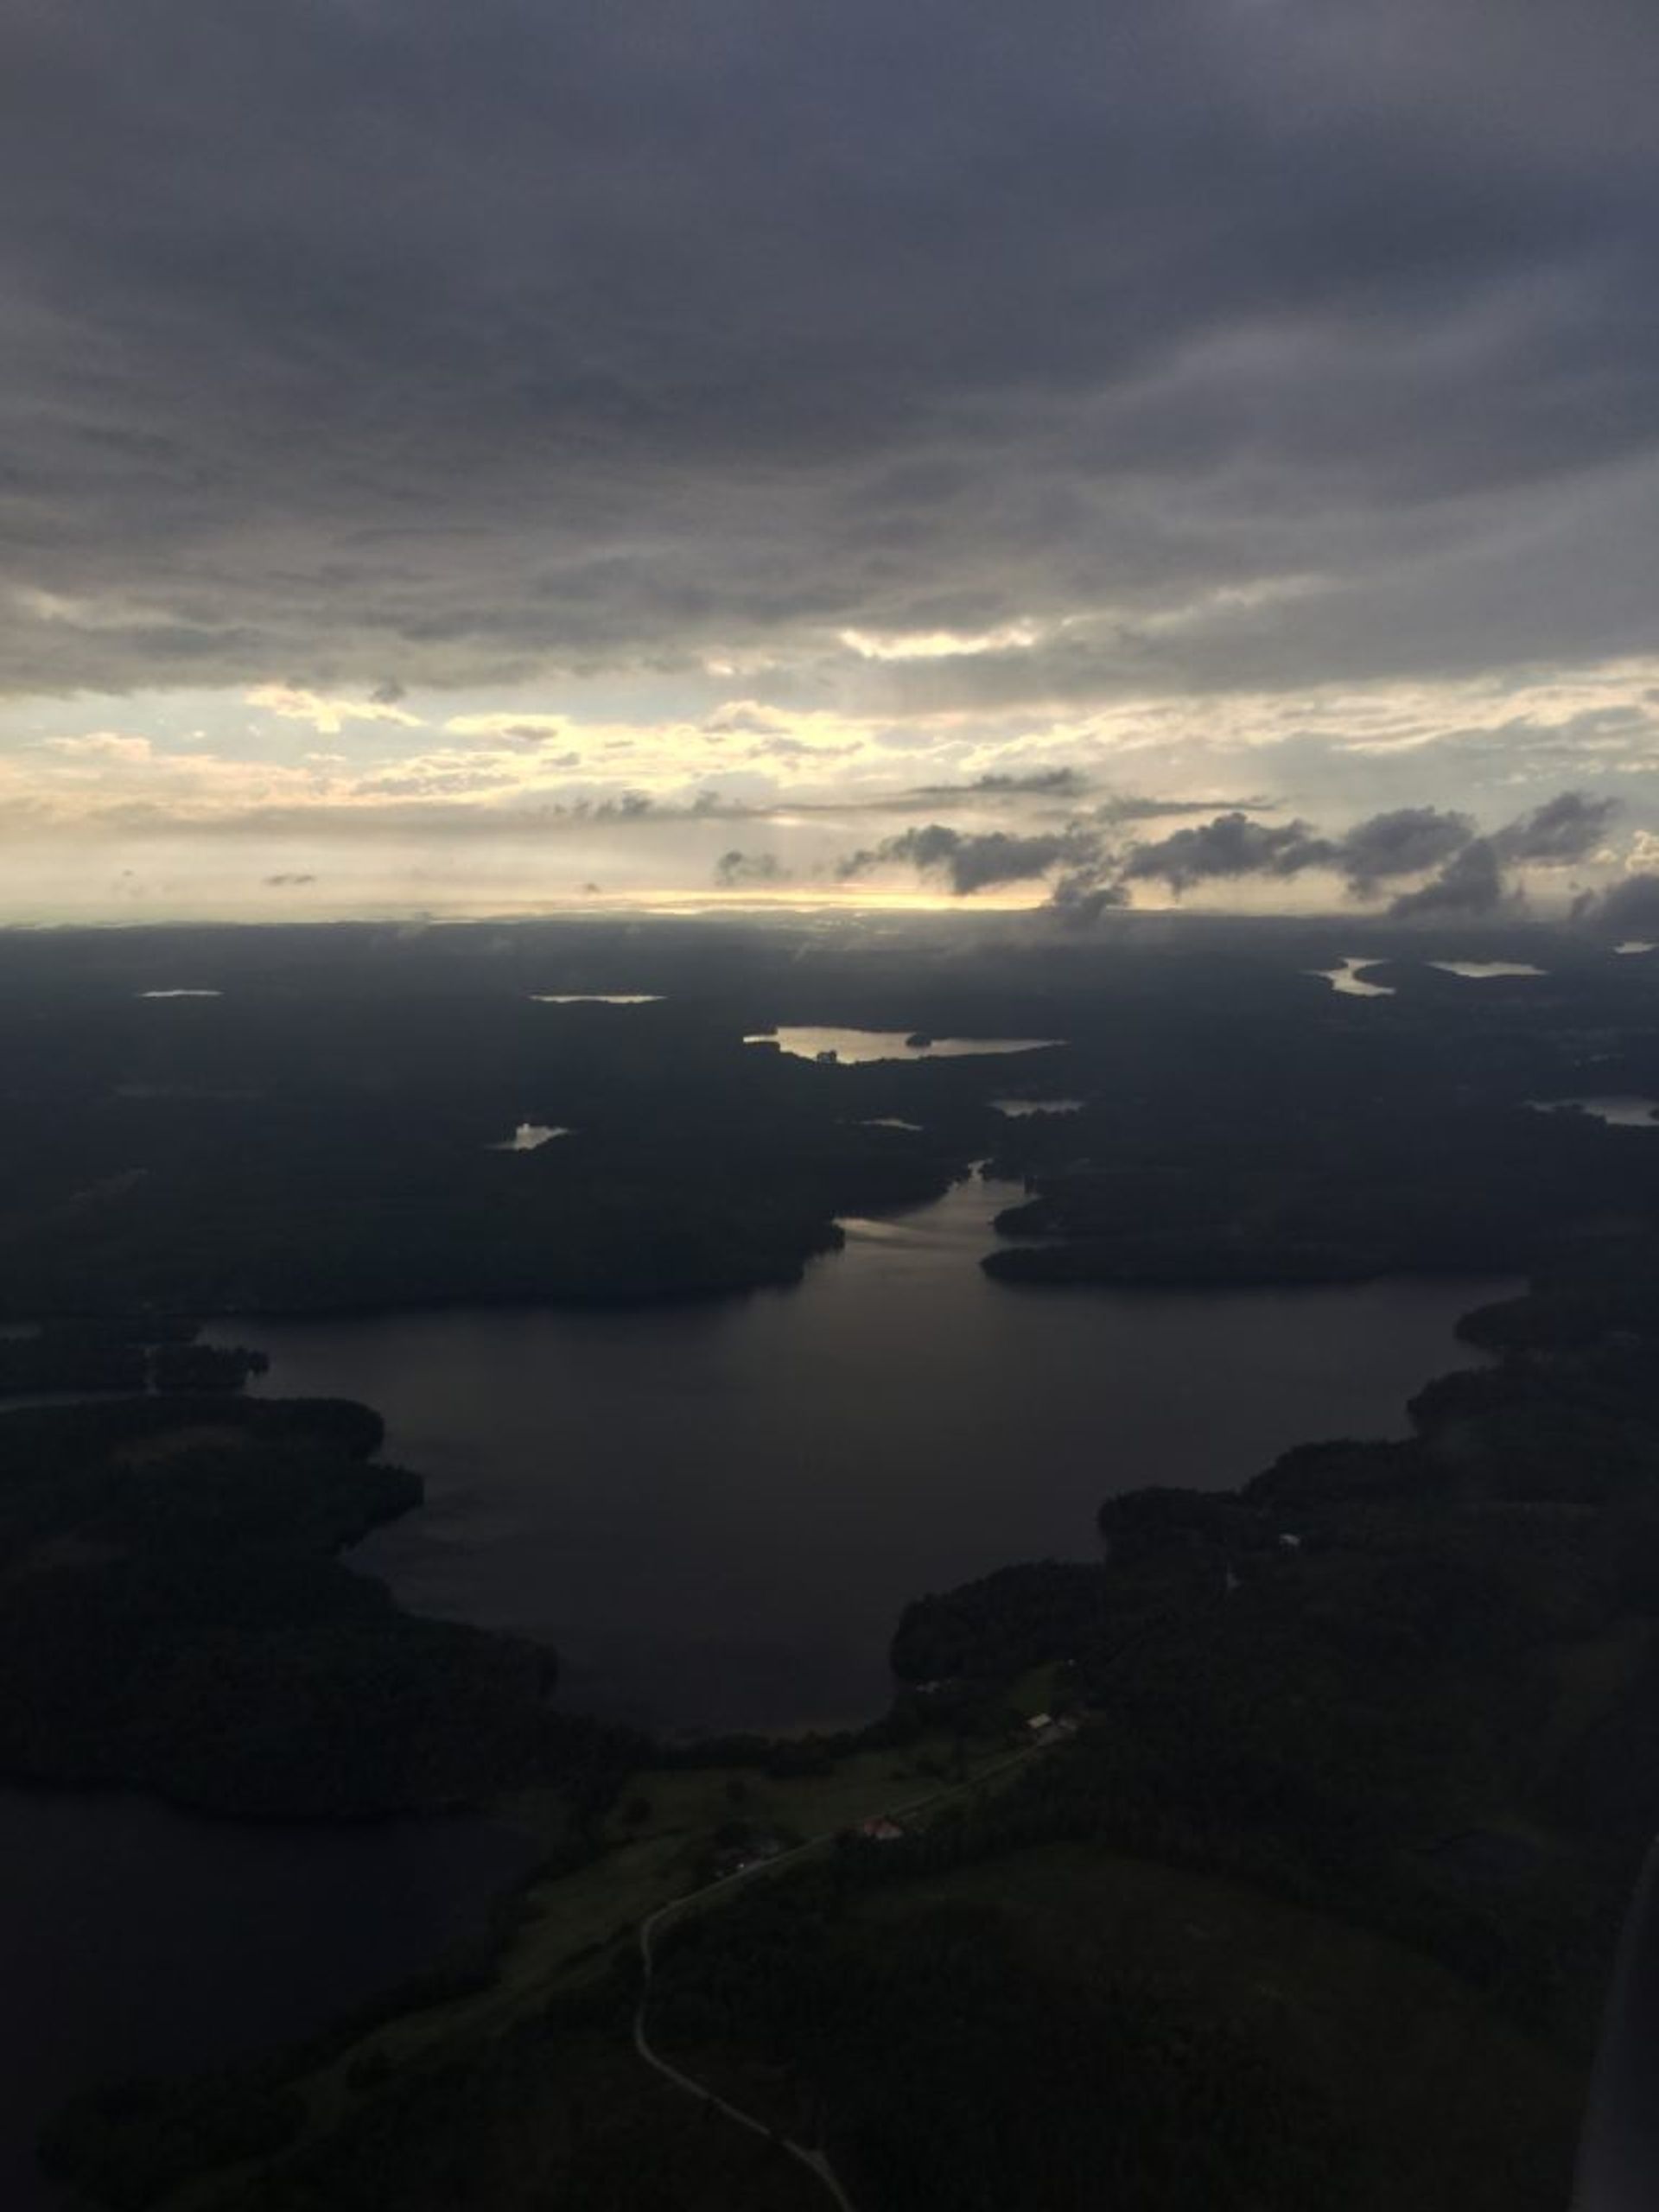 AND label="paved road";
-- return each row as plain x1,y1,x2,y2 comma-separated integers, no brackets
628,1744,1040,2211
